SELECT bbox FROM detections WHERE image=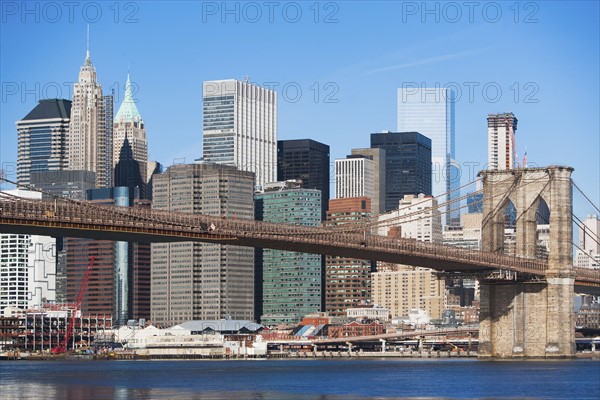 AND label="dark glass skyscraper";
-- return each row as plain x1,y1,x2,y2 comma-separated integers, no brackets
16,99,71,186
277,139,330,219
370,132,432,212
